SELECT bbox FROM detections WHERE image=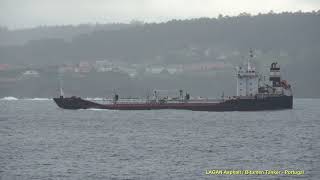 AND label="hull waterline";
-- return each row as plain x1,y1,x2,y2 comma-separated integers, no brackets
53,96,293,111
